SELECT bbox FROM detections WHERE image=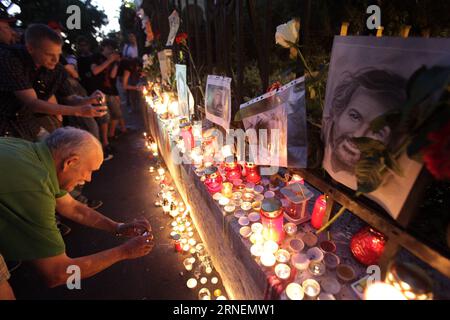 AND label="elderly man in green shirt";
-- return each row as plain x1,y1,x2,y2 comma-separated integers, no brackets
0,127,154,288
